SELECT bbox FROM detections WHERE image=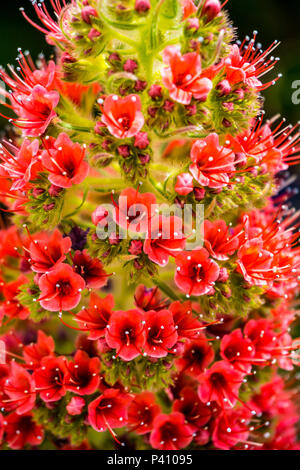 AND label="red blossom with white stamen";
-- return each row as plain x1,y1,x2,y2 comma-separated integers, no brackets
161,46,212,105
